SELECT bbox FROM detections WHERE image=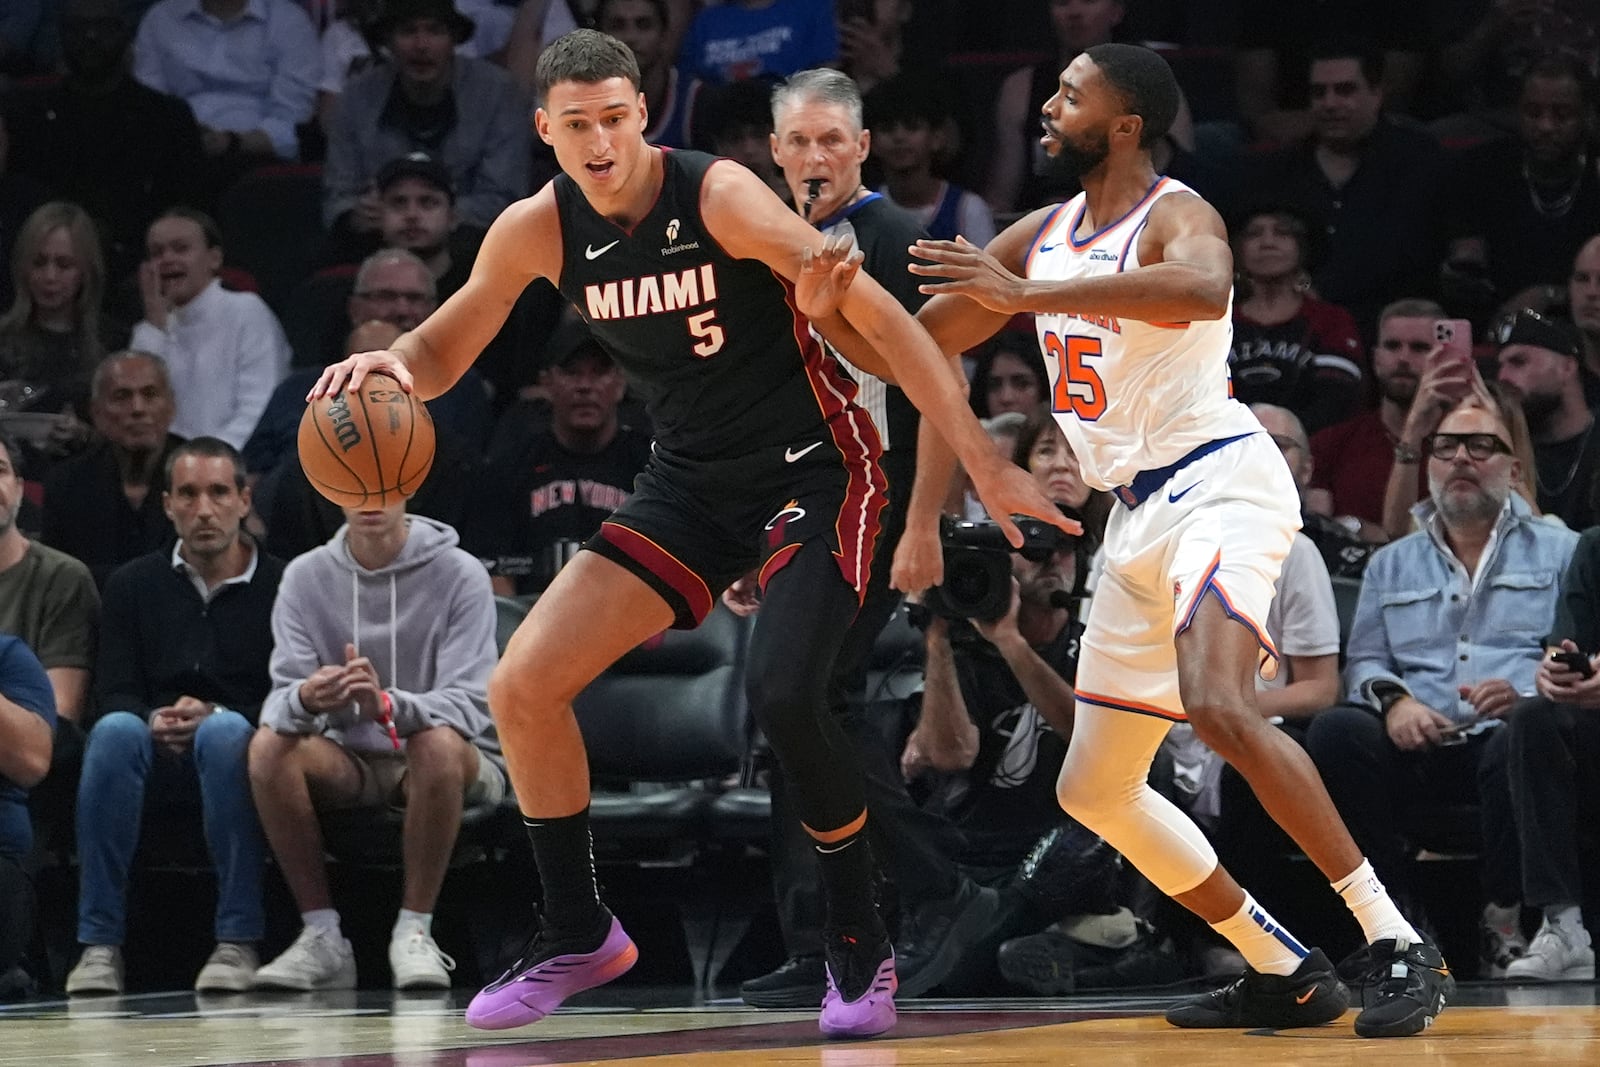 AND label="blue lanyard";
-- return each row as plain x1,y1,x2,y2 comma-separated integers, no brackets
813,191,882,232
